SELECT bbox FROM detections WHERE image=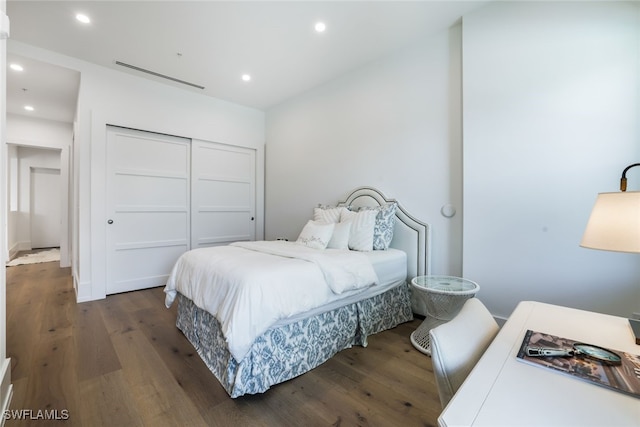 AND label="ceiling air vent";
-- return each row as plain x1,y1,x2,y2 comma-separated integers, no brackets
114,61,205,90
